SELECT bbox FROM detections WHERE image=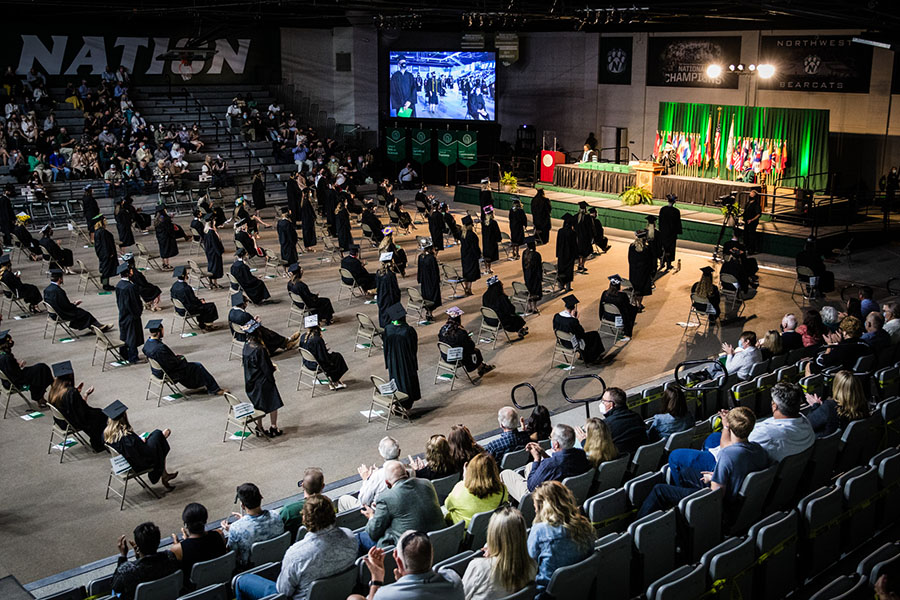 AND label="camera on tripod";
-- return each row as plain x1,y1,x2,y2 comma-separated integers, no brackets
715,192,738,207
